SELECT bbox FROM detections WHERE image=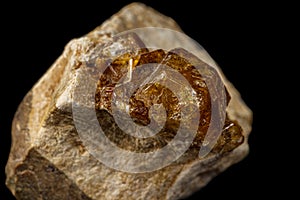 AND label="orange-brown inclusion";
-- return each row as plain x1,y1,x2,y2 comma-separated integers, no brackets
95,48,243,156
